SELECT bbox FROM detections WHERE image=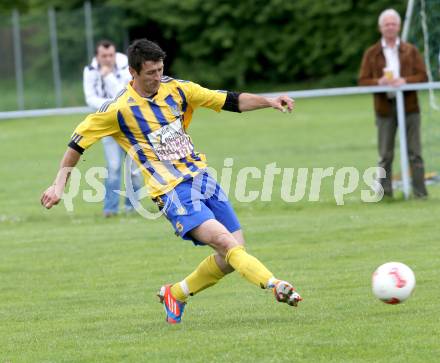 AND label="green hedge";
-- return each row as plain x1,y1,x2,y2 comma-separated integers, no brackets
110,0,406,88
